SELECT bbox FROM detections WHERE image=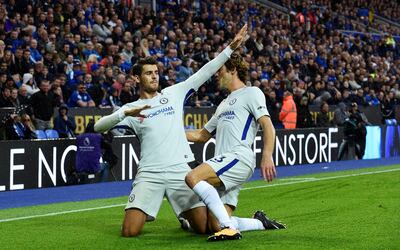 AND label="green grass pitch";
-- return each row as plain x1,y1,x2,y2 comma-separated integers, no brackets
0,165,399,249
